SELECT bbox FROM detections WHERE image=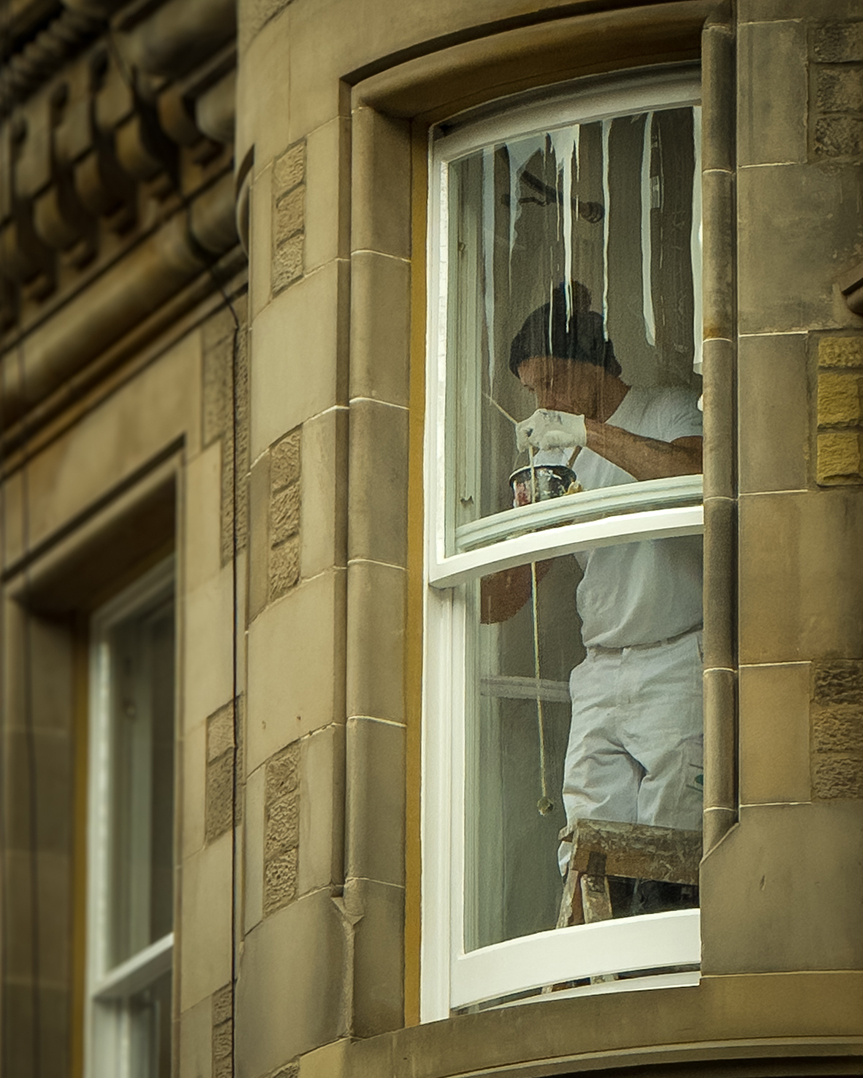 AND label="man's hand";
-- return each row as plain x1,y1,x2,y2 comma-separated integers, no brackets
516,409,587,452
480,560,555,623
